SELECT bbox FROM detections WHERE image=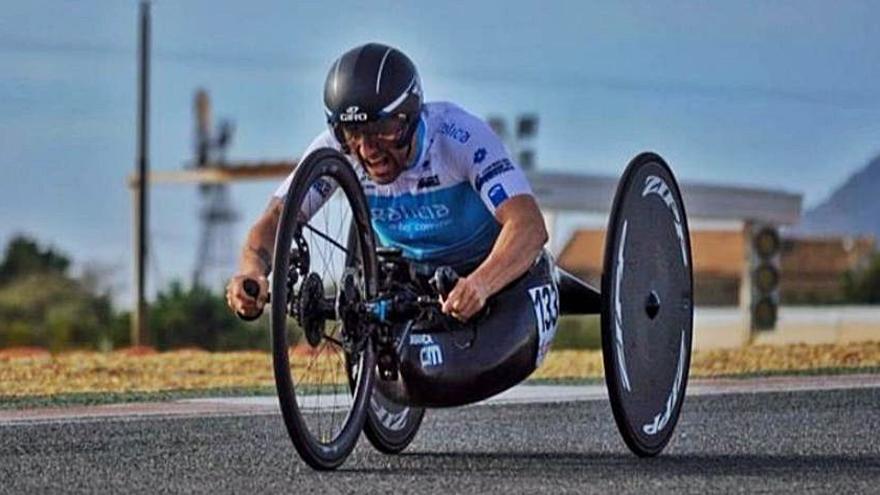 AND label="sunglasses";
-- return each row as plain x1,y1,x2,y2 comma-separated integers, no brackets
340,117,407,143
